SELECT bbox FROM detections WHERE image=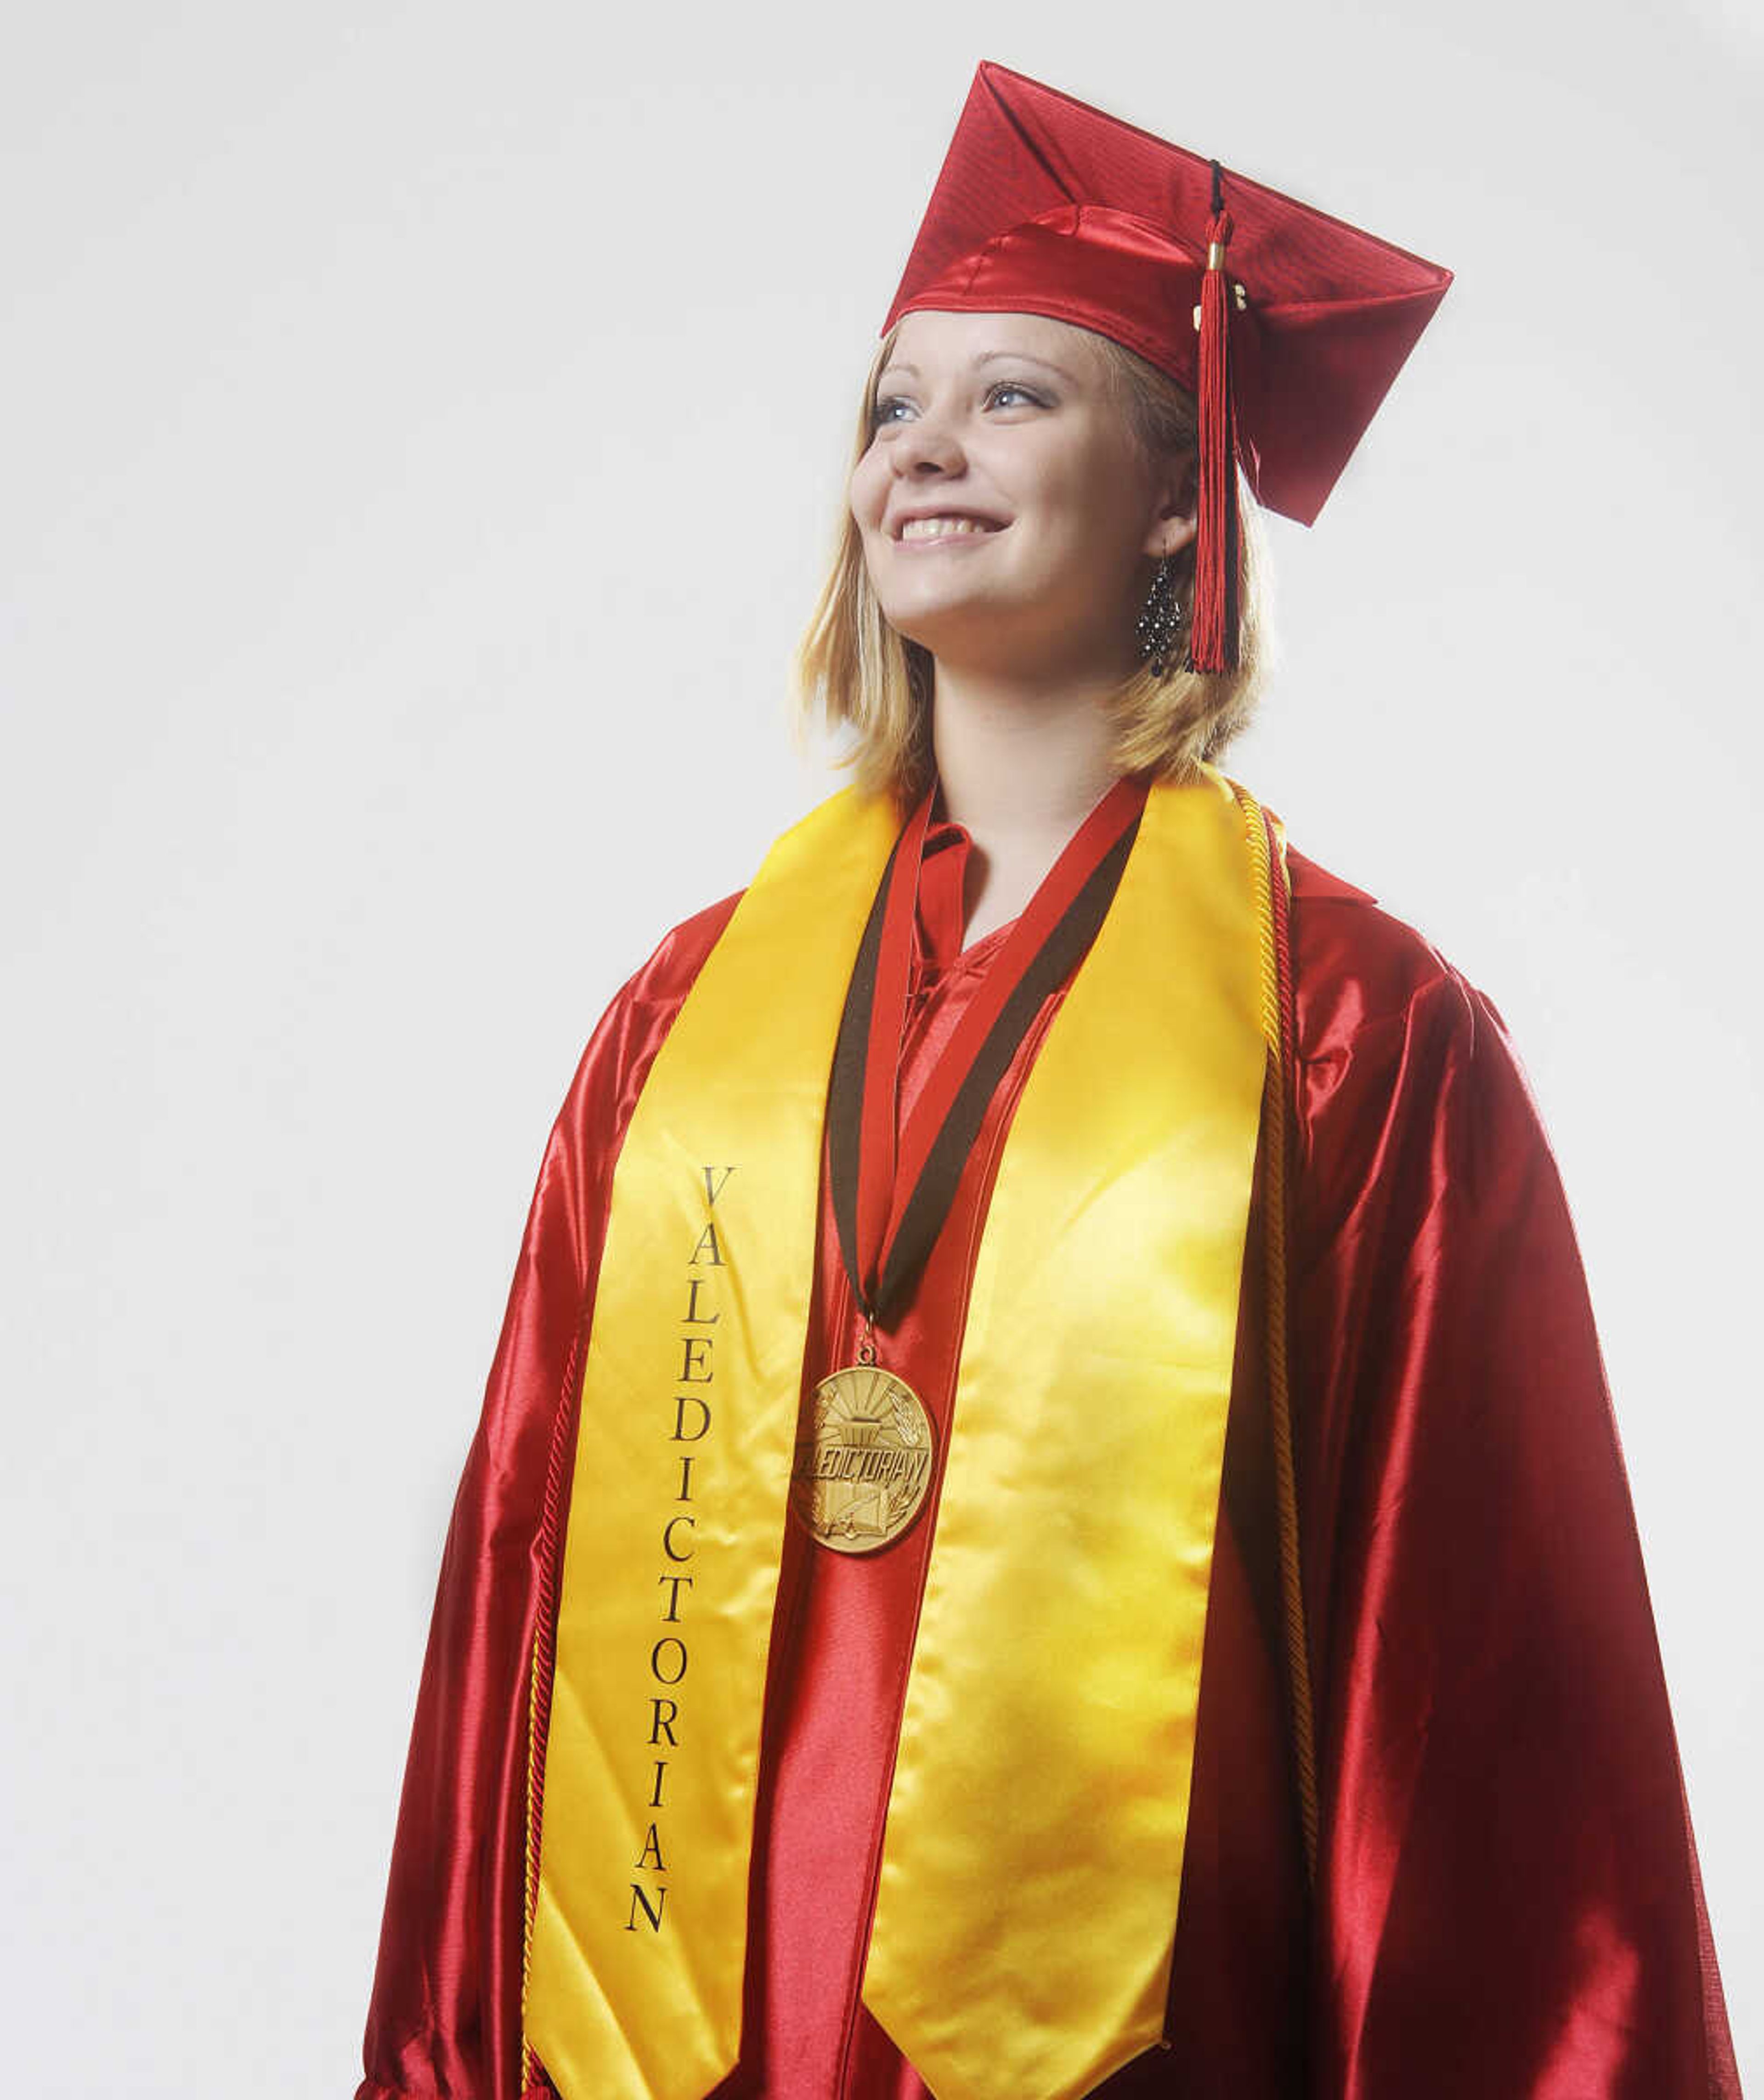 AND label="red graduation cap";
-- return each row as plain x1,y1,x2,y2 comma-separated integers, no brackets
880,61,1453,671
